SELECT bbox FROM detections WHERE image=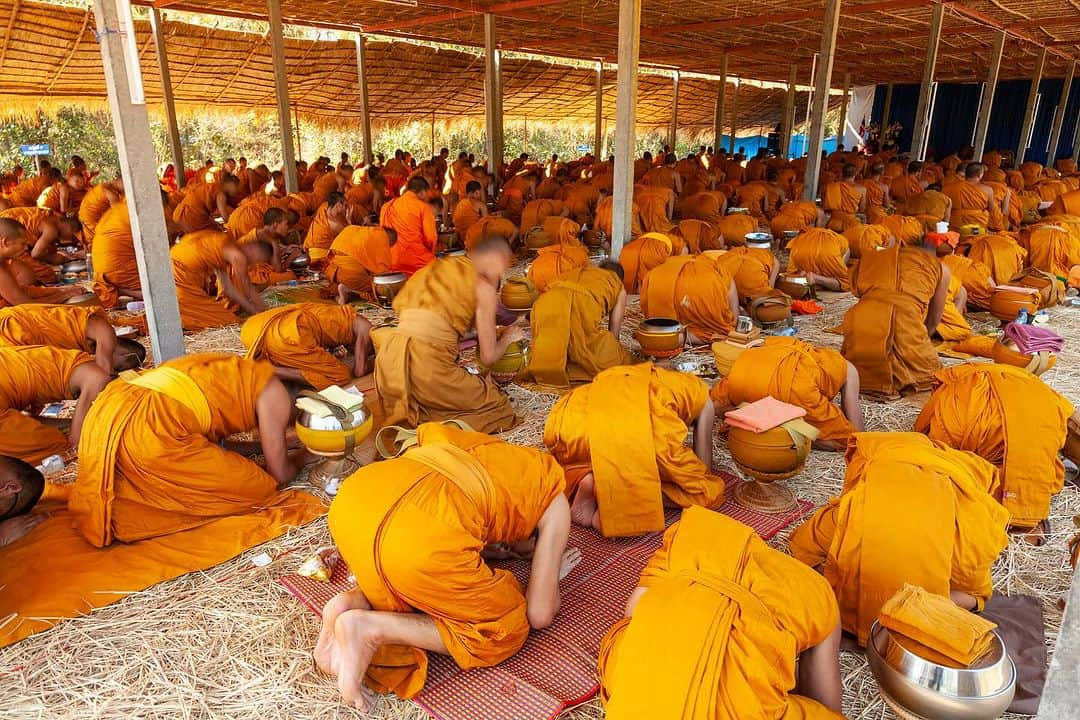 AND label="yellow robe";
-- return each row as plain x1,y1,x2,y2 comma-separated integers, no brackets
879,214,924,245
527,243,591,293
941,253,994,309
822,181,863,231
170,230,241,331
544,363,721,537
640,255,736,342
914,364,1073,529
904,190,951,232
965,234,1027,284
91,201,141,308
843,224,890,259
786,228,851,291
599,506,842,720
171,182,220,232
519,198,565,235
464,216,516,251
0,304,97,350
241,304,356,390
1027,225,1080,279
329,423,565,698
325,226,393,300
713,246,775,303
619,232,675,293
935,267,972,341
716,214,757,247
372,256,516,432
77,183,116,247
789,432,1009,645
